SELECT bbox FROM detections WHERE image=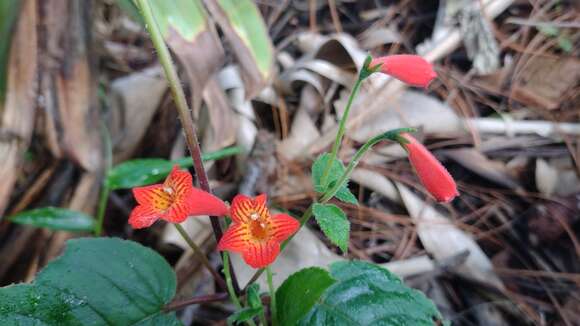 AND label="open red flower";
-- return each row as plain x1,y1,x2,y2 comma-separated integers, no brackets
370,55,437,88
400,133,458,202
217,194,299,268
129,165,228,229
